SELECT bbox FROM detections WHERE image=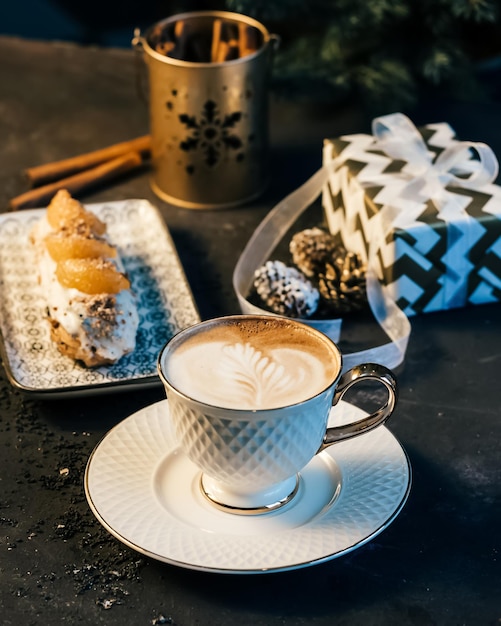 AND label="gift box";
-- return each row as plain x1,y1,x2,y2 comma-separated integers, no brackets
322,113,501,316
